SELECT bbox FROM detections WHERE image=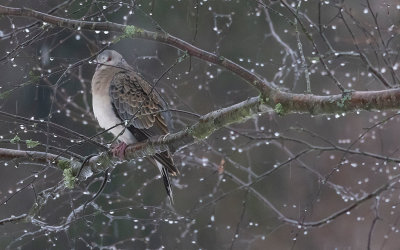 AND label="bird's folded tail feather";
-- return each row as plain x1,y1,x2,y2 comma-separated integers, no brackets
156,161,174,204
